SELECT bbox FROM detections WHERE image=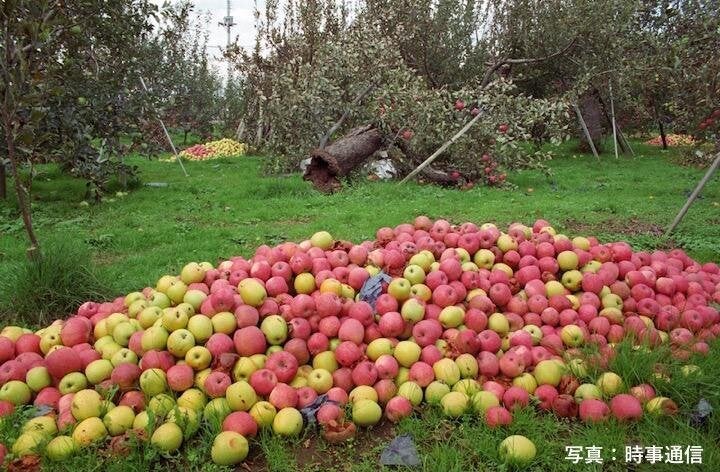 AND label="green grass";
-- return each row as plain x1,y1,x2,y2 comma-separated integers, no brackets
1,139,718,311
1,139,719,470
